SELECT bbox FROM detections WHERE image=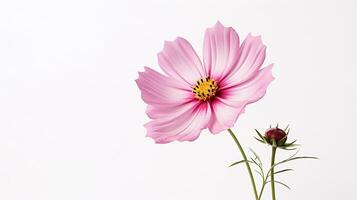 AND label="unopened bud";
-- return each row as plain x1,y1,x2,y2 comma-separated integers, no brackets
264,128,287,146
